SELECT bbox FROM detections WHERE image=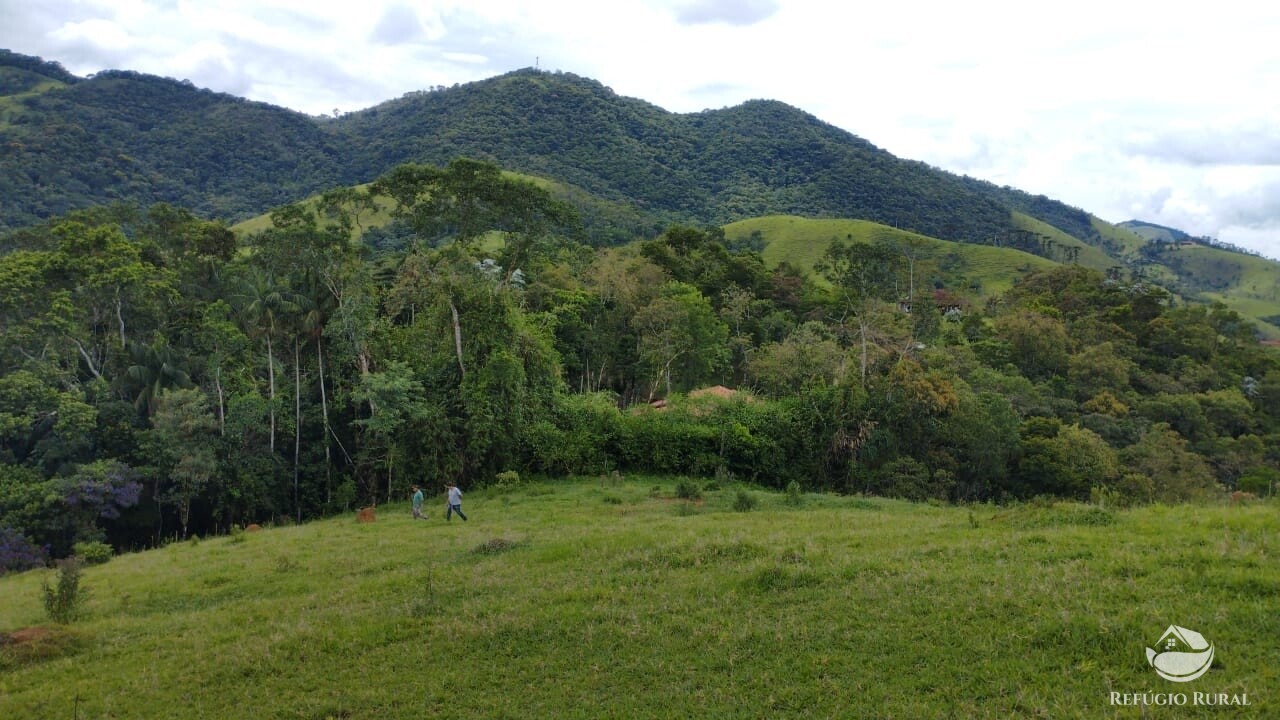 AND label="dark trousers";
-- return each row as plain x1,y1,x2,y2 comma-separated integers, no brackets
447,504,467,521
